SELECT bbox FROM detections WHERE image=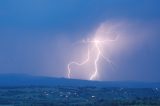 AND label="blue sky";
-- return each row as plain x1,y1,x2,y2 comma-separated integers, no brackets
0,0,160,82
